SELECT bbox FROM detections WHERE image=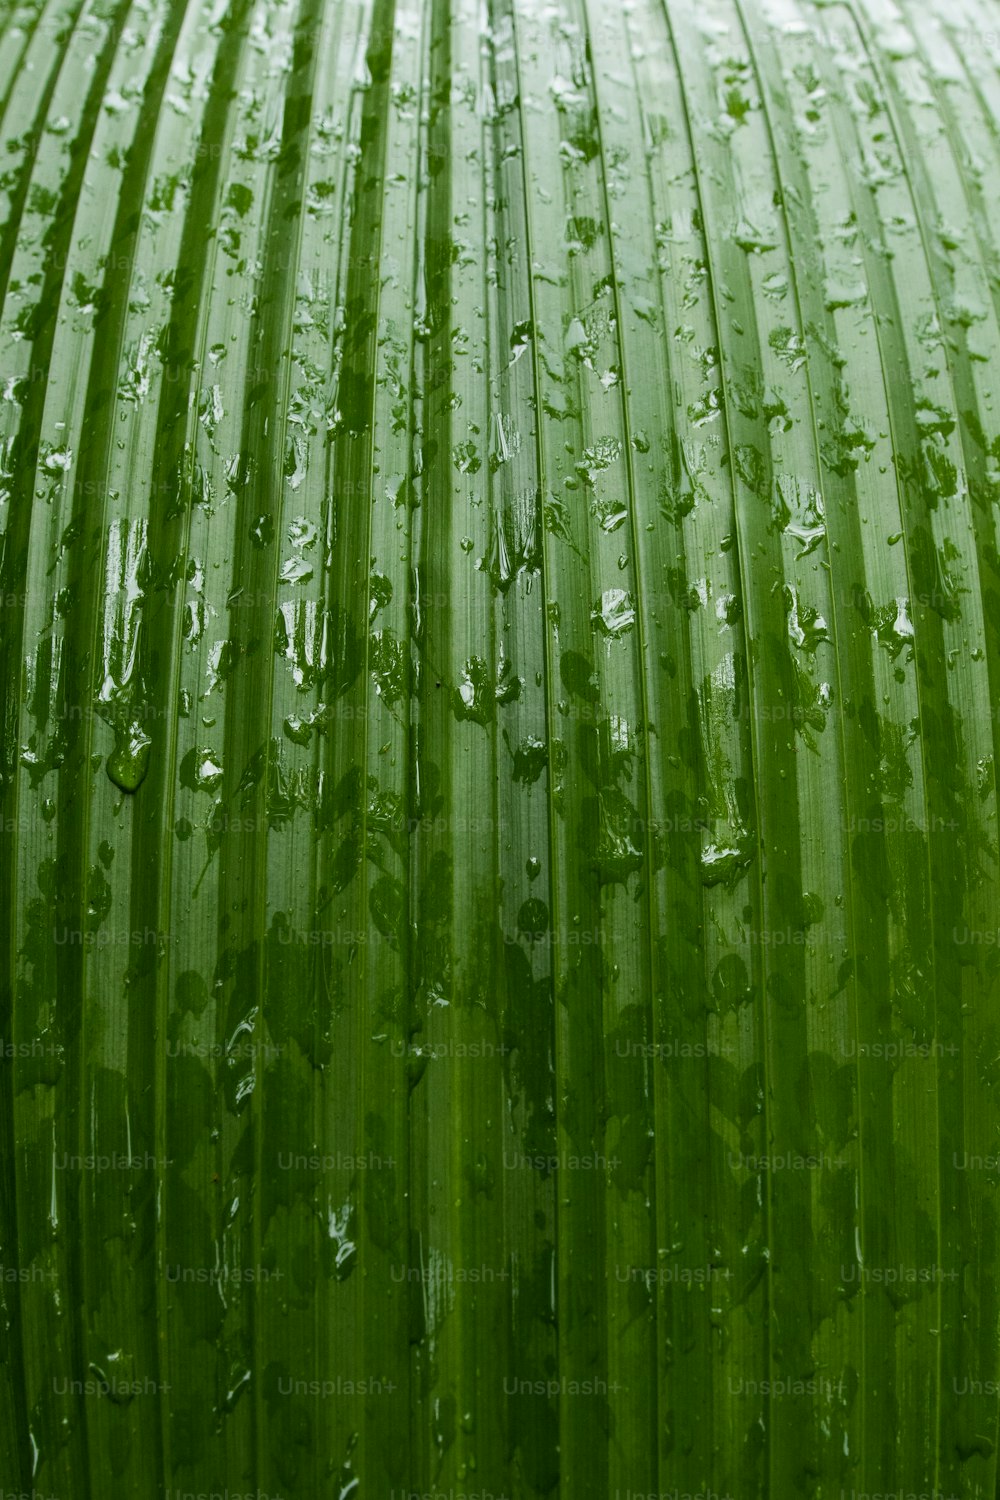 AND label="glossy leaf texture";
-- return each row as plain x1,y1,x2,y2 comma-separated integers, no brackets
1,0,999,1495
